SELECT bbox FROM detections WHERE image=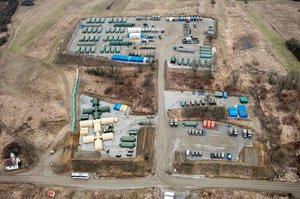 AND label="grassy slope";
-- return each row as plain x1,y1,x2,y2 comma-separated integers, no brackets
237,1,299,73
